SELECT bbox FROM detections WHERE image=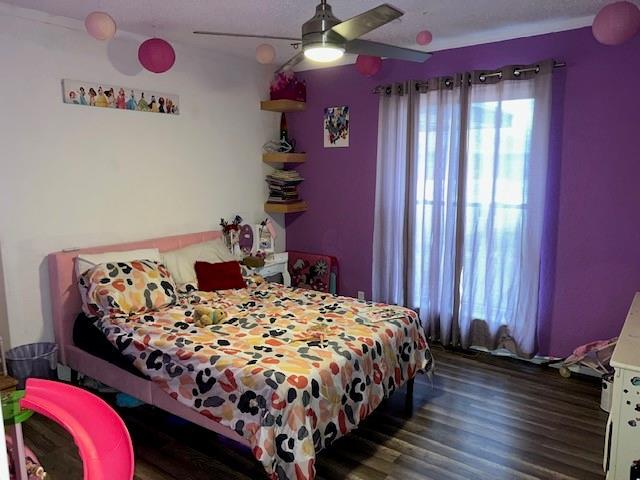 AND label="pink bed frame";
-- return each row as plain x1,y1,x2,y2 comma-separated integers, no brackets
47,230,250,447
